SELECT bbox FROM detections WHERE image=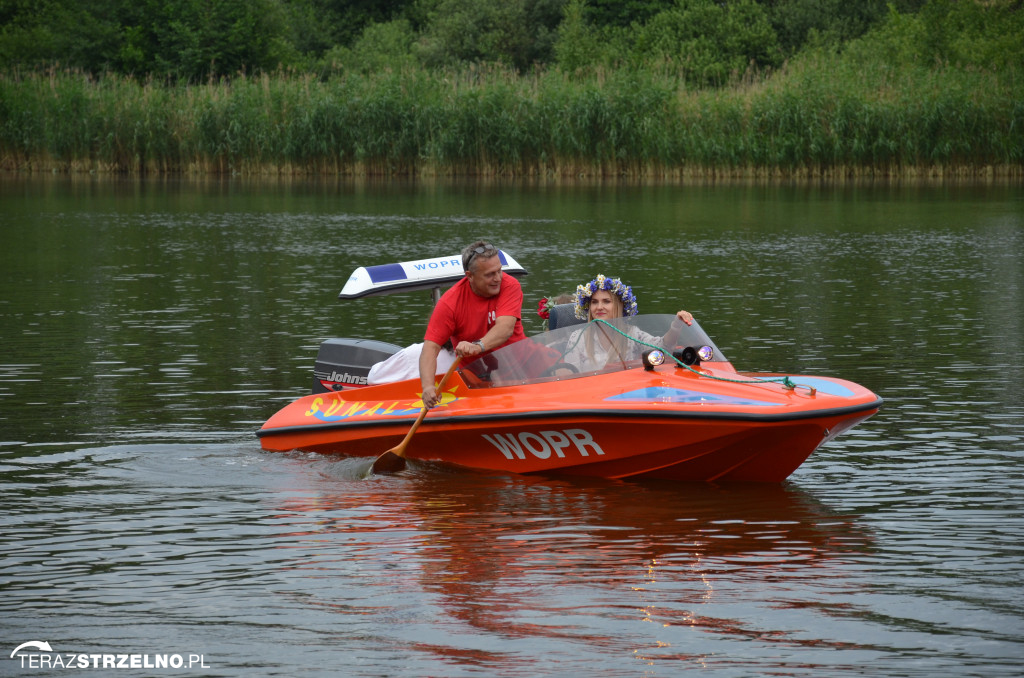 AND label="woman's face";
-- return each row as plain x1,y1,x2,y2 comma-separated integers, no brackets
589,290,622,320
